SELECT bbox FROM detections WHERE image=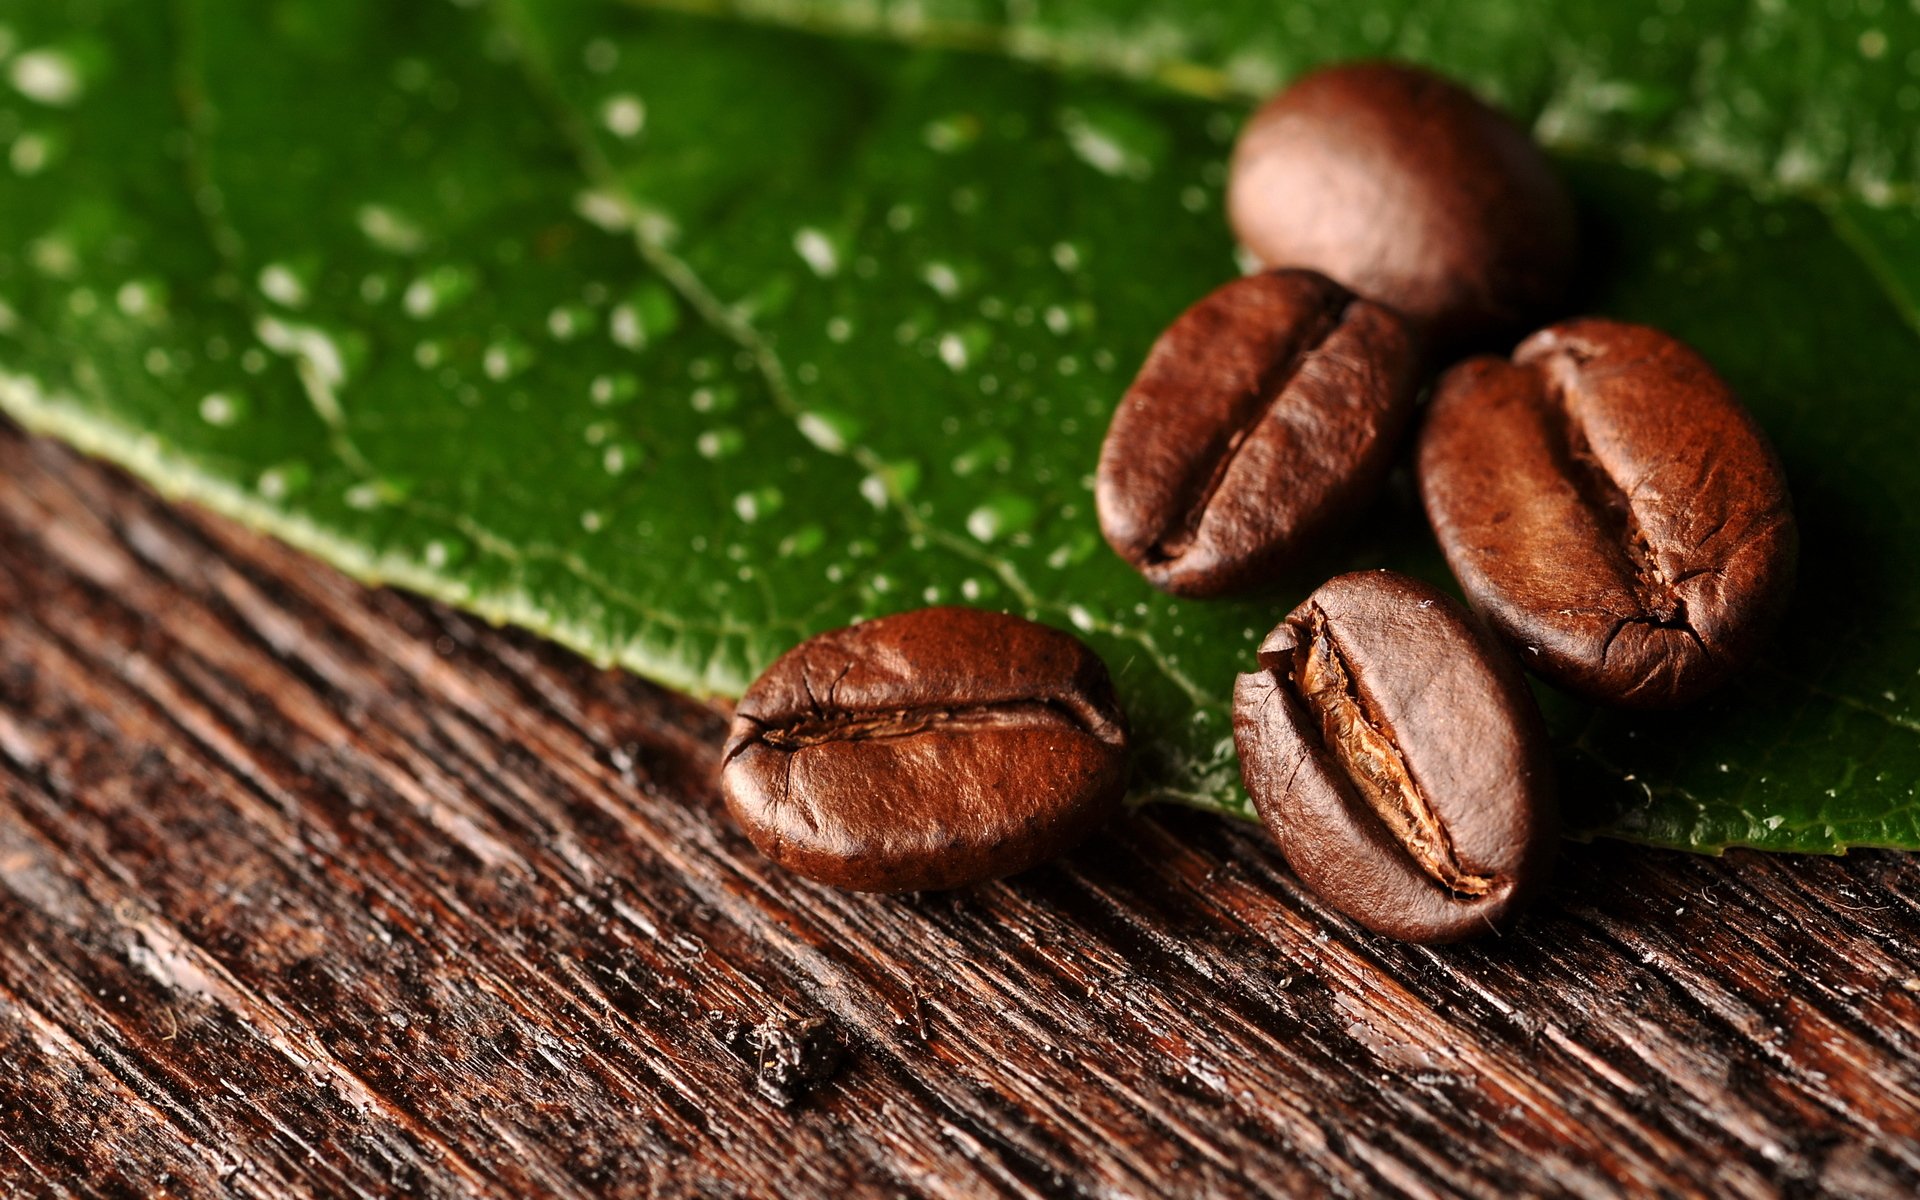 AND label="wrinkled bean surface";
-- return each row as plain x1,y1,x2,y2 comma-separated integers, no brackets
722,607,1129,892
1097,269,1418,597
1232,571,1556,943
1418,318,1797,707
